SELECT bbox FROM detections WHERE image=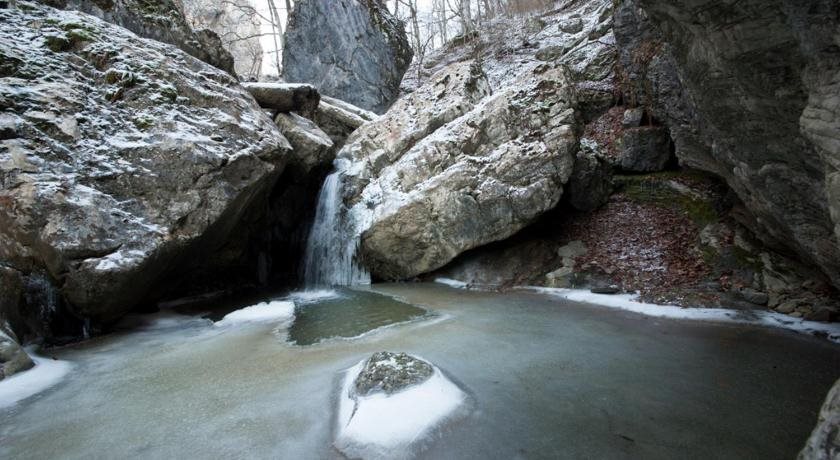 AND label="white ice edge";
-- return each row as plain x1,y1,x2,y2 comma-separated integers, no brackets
214,300,295,327
0,349,72,409
335,358,466,459
524,287,840,343
285,289,343,305
433,278,470,289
